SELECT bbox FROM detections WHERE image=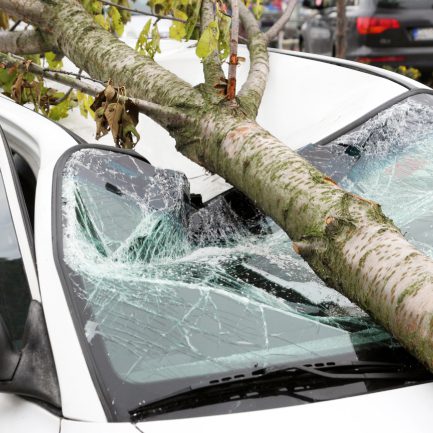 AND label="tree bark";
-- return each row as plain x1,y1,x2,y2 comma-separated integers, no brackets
336,0,347,59
3,0,433,371
0,30,55,54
